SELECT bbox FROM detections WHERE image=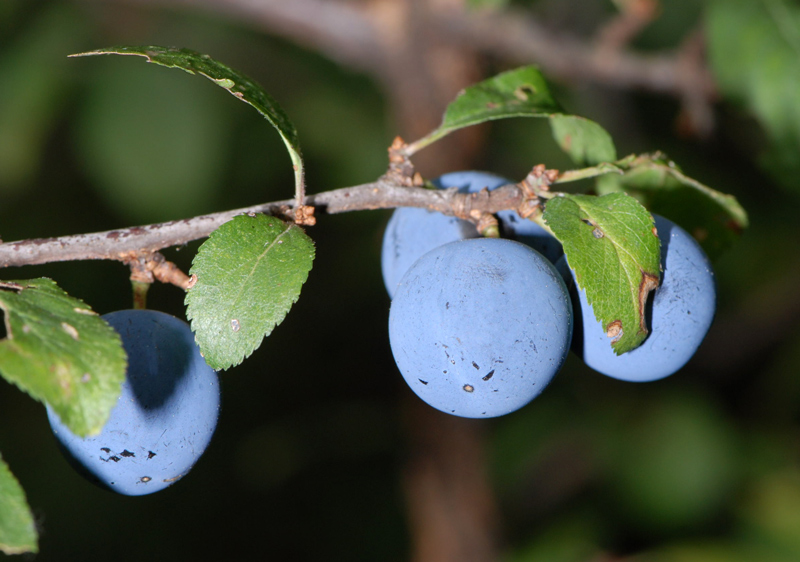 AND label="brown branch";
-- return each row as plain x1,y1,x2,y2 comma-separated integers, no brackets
436,8,716,100
147,0,379,72
674,26,717,138
124,251,193,289
99,0,717,101
0,179,527,269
